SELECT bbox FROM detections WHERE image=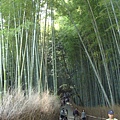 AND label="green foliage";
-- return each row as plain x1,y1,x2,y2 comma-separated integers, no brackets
58,84,72,95
53,0,120,107
0,0,120,107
